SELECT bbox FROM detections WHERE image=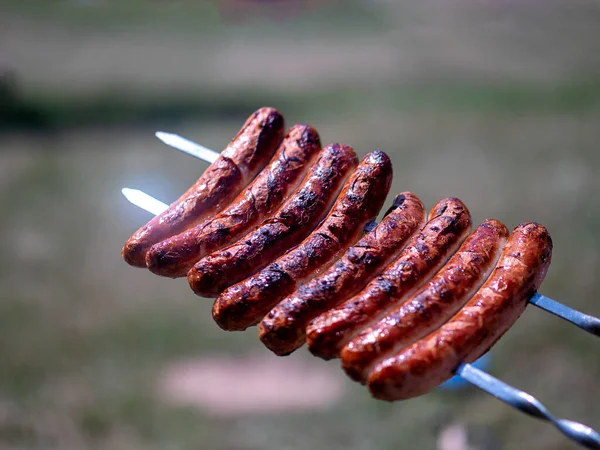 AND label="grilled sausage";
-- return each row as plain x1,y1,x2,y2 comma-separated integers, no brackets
306,197,472,360
214,151,393,332
122,107,284,267
187,143,358,297
368,222,552,401
341,219,509,383
258,192,426,356
145,125,321,278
